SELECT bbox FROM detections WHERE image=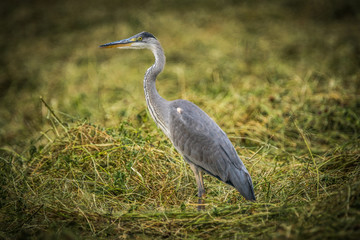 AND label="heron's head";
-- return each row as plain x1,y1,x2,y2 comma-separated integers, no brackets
99,32,157,50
